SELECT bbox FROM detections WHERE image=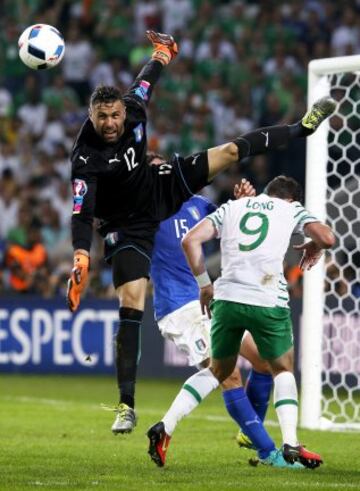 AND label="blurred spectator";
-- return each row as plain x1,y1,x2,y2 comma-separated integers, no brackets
6,204,32,247
5,220,47,292
197,27,236,63
331,7,360,56
134,0,162,41
62,24,93,104
39,199,71,263
259,92,285,127
95,0,133,60
17,87,48,141
0,140,21,178
38,106,66,155
0,20,27,93
0,169,19,239
161,0,194,34
0,84,13,117
264,42,301,78
89,49,116,91
42,74,80,112
286,264,303,299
